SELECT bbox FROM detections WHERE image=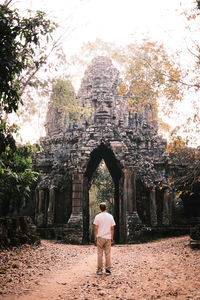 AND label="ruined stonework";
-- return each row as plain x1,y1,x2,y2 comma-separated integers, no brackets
0,216,40,249
34,56,175,243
